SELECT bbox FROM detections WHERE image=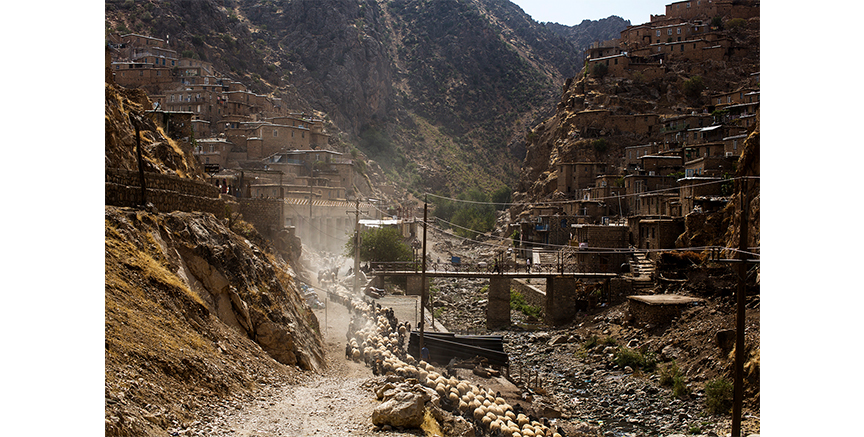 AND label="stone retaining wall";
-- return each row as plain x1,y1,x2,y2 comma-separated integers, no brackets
105,168,224,215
